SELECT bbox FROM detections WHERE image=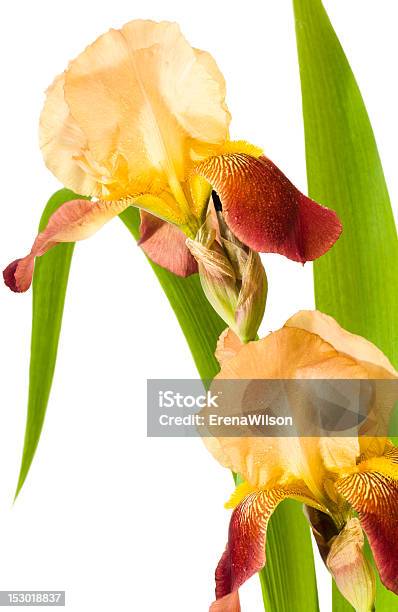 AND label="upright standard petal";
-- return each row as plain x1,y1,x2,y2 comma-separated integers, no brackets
286,310,398,457
3,199,130,292
40,74,99,198
286,310,398,377
336,447,398,595
195,153,342,262
41,21,230,202
138,211,198,277
204,325,365,495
